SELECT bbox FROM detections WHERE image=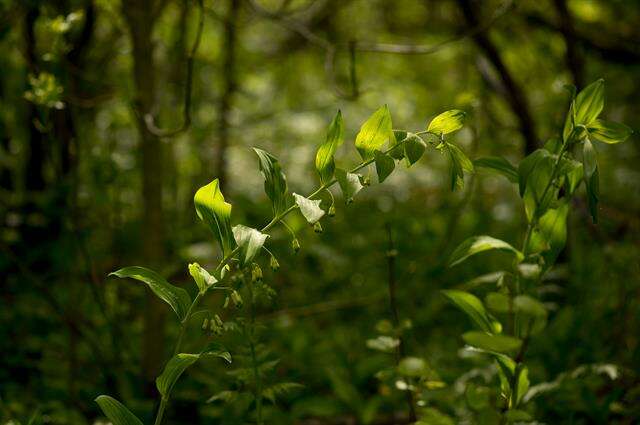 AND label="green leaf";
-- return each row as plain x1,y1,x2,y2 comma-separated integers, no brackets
194,179,235,255
254,148,289,215
110,267,191,320
519,149,556,221
335,168,363,203
355,105,393,160
293,193,325,224
232,225,269,267
515,366,530,407
427,109,466,135
448,235,523,267
574,79,604,126
587,119,633,144
505,409,532,422
389,130,408,160
527,203,569,267
403,133,427,166
485,292,510,313
446,143,473,190
95,395,143,425
262,382,304,404
374,150,395,182
474,156,518,183
582,138,599,223
513,295,546,317
188,263,217,293
518,149,551,197
441,290,501,334
315,110,344,182
157,347,231,398
462,331,522,354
